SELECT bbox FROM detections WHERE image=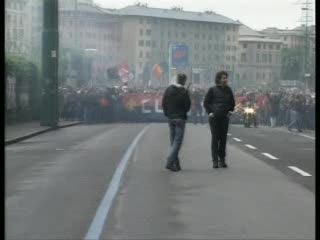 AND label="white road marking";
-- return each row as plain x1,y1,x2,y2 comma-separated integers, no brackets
55,148,64,151
245,144,257,149
233,138,242,142
262,153,279,160
288,166,312,176
84,125,150,240
227,133,232,136
297,133,315,140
